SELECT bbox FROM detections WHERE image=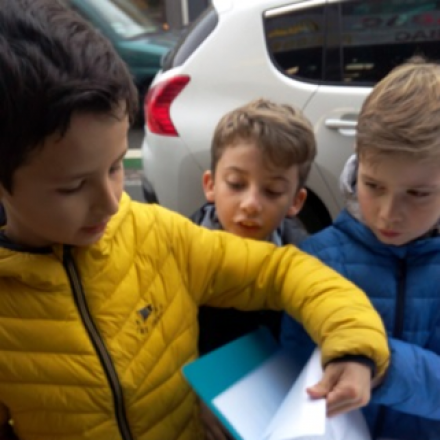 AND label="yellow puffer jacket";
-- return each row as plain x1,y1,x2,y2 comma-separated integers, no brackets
0,194,389,440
